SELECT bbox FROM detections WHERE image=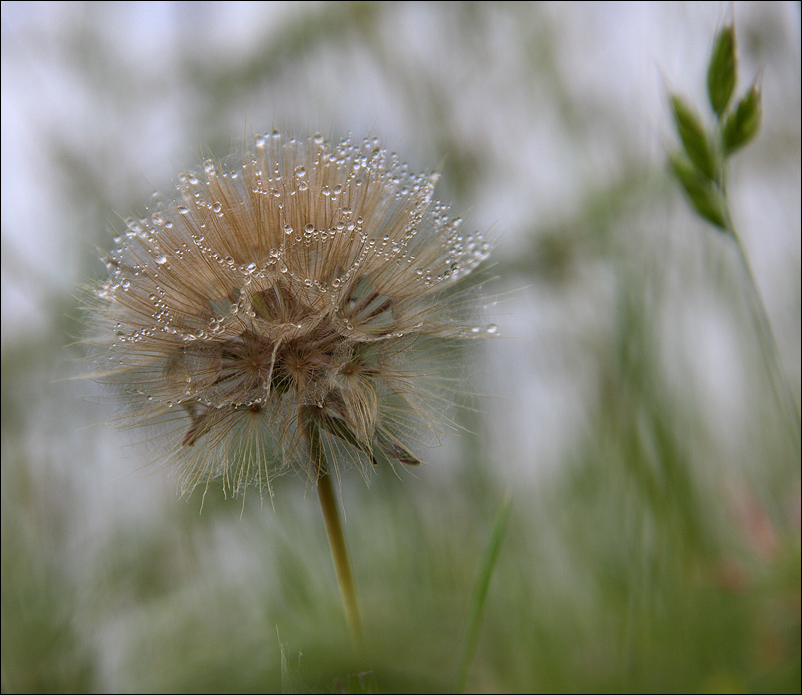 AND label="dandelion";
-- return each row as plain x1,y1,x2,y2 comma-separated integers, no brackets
85,132,493,643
